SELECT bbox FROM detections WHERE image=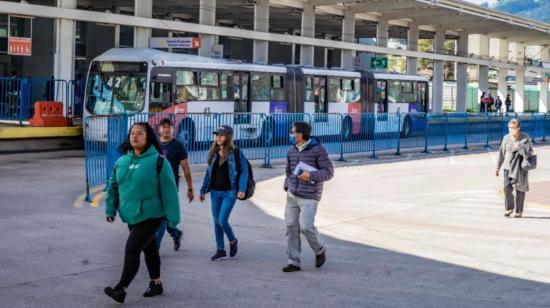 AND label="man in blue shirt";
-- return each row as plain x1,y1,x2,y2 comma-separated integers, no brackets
155,118,194,251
